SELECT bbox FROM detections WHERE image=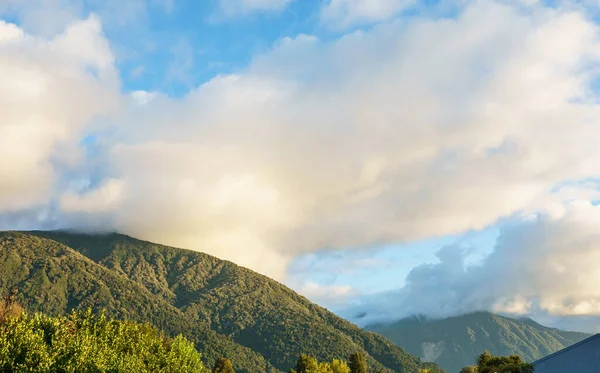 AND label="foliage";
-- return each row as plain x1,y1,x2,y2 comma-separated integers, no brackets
368,311,588,373
330,359,351,373
214,357,236,373
296,354,320,373
349,353,368,373
0,231,444,373
294,355,361,373
0,289,22,325
476,351,534,373
0,309,206,372
460,367,478,373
